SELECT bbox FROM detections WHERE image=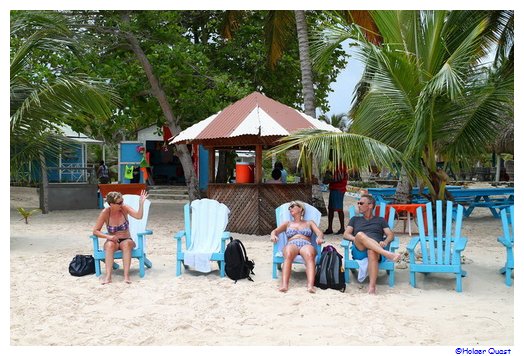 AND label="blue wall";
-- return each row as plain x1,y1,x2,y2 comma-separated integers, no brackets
199,145,209,190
